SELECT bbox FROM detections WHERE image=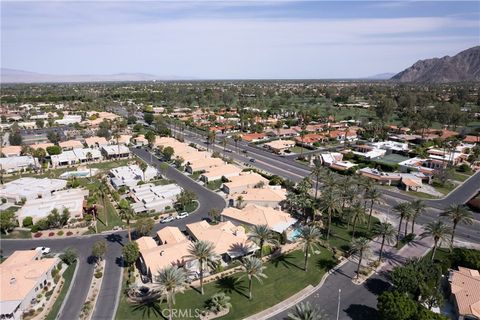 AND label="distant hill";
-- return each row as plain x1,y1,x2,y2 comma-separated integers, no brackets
391,46,480,83
364,73,396,80
0,68,190,83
